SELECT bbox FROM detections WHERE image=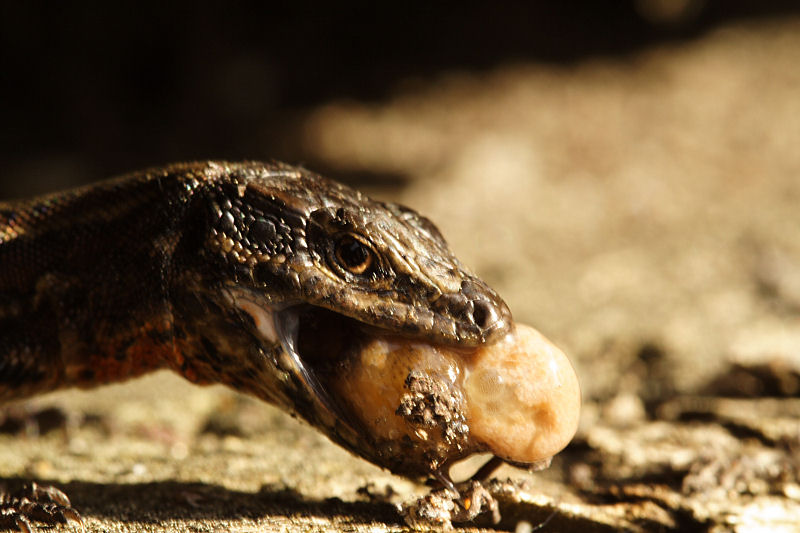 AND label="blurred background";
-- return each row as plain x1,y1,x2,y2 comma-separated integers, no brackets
2,2,800,531
2,1,798,192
